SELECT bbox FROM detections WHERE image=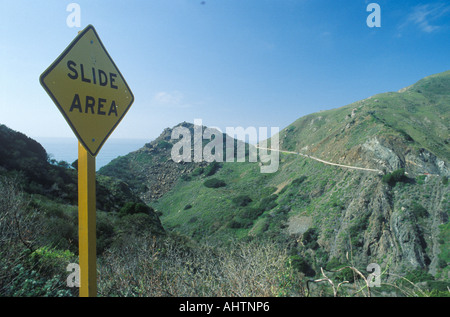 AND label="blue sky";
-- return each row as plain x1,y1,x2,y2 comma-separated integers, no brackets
1,0,450,143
